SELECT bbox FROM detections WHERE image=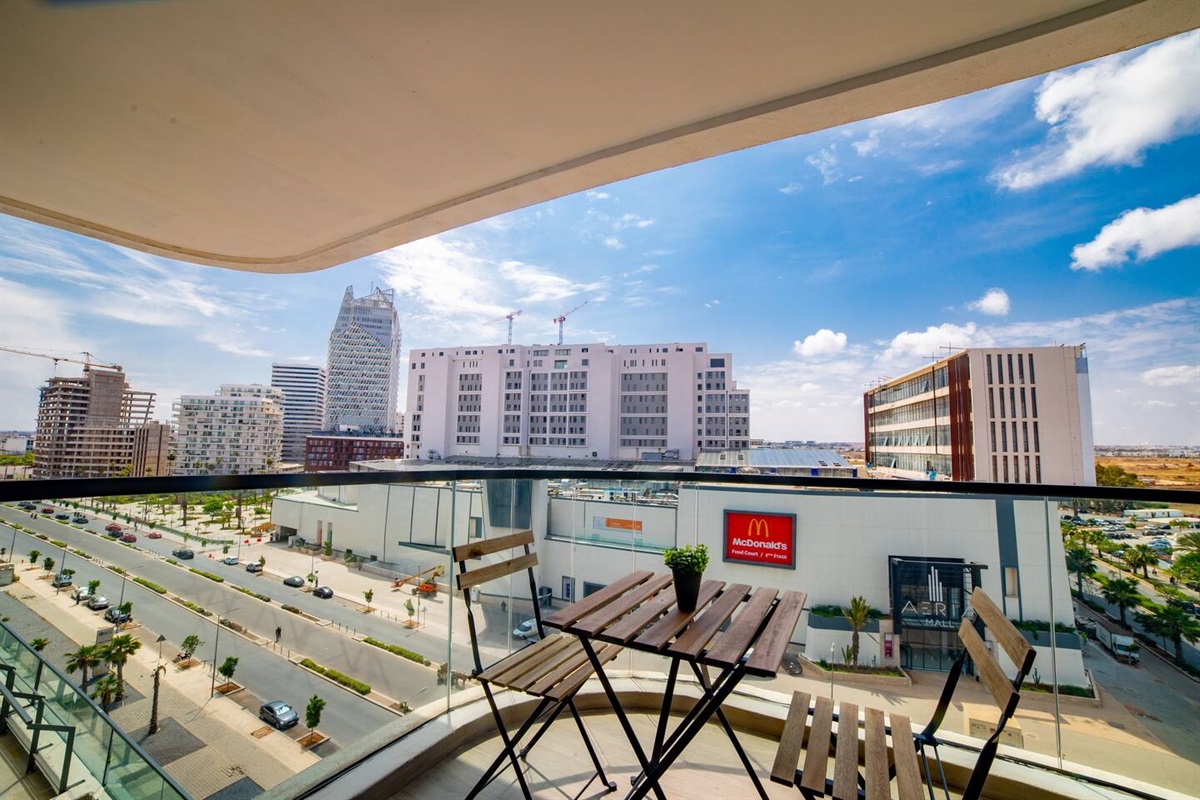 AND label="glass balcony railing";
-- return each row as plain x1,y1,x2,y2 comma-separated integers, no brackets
1,470,1196,799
